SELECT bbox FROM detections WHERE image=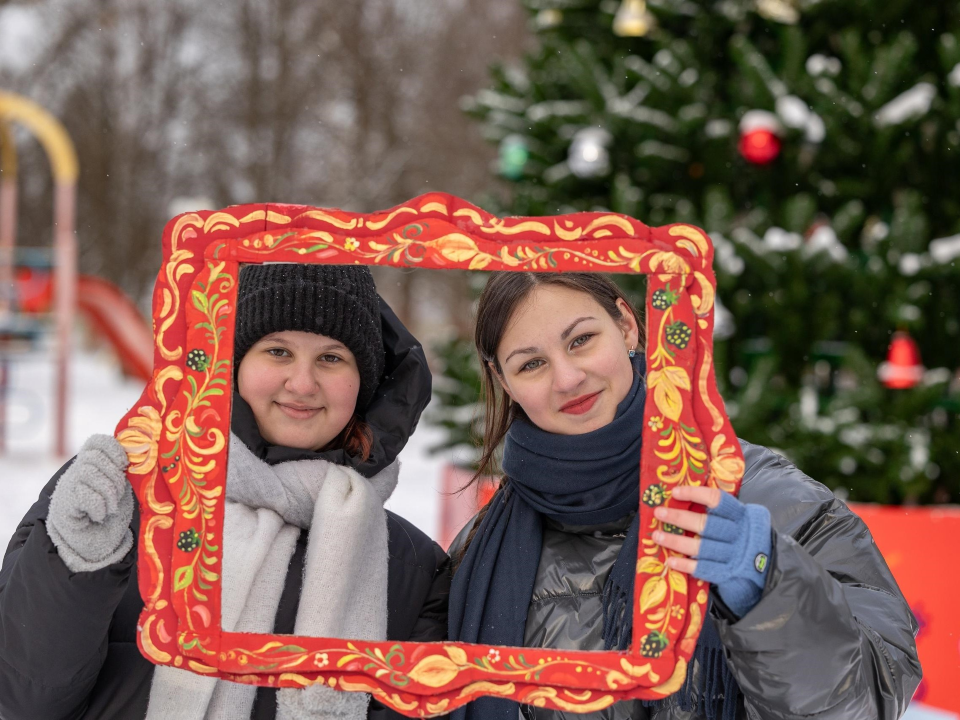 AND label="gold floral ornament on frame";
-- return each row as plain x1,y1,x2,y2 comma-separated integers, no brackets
114,192,744,716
